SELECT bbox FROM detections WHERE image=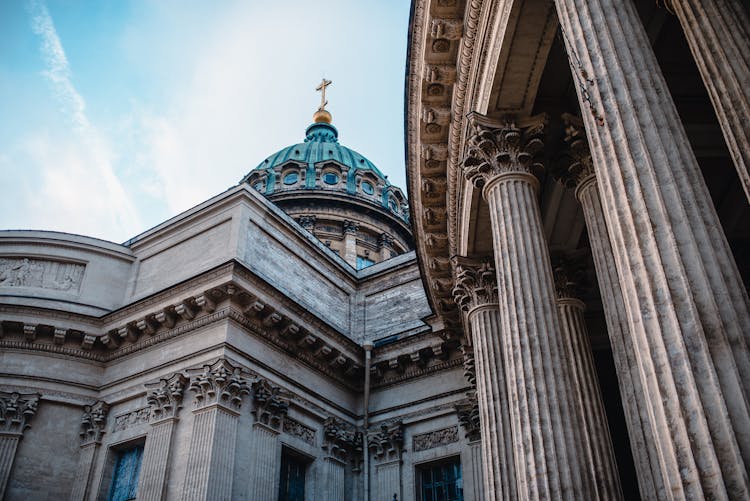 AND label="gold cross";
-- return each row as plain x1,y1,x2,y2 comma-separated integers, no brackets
316,78,332,111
